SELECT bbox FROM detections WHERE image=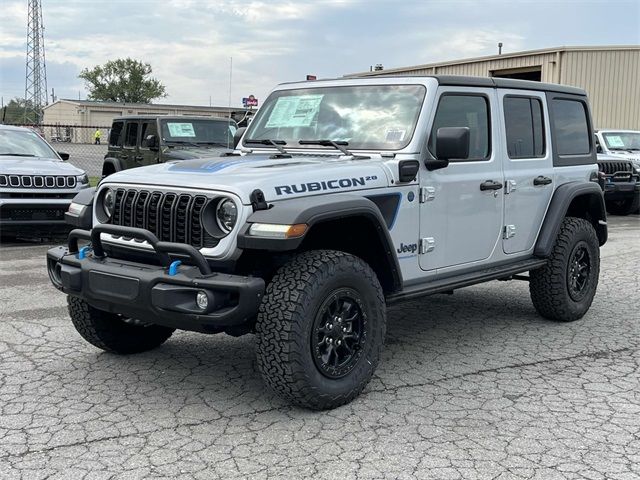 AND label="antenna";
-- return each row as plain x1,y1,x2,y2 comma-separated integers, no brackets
24,0,48,124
